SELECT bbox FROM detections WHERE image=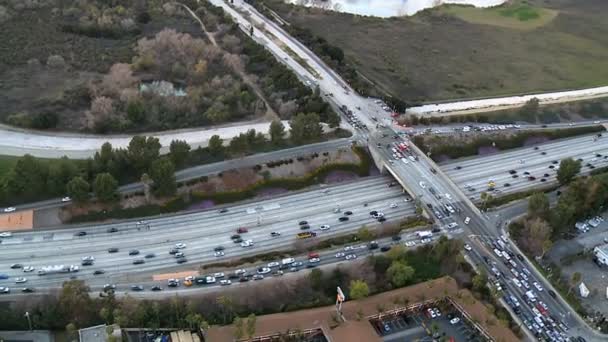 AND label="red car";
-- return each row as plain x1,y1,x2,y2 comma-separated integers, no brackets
308,252,319,259
237,227,248,234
